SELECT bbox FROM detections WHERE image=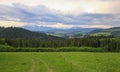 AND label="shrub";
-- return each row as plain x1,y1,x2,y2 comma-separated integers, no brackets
0,45,15,52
